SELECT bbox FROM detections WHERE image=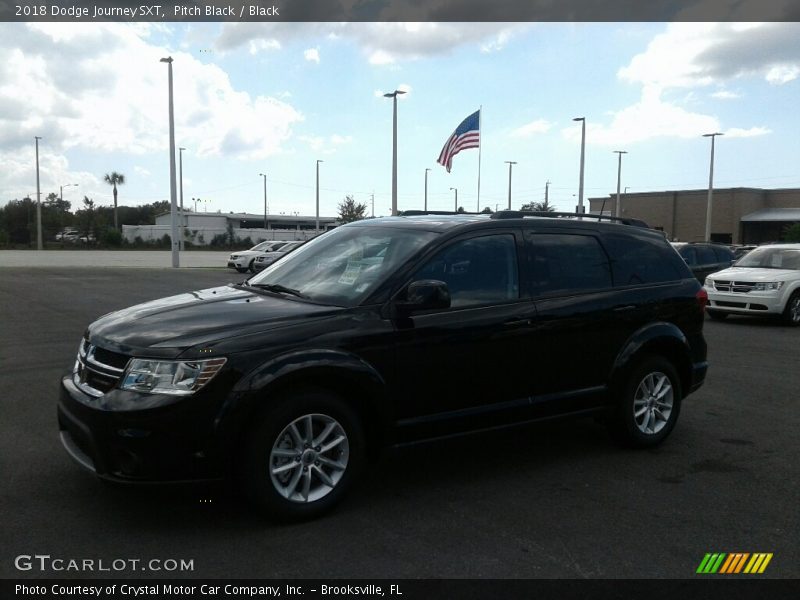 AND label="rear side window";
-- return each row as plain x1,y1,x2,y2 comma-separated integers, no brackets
695,245,716,265
529,234,612,295
712,246,734,262
678,246,697,265
603,234,685,286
